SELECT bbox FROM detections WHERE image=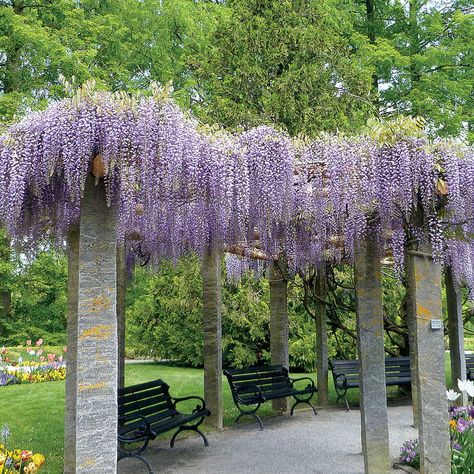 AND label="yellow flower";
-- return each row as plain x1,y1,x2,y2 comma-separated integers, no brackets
24,461,38,474
32,453,45,467
449,419,456,430
0,453,5,465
